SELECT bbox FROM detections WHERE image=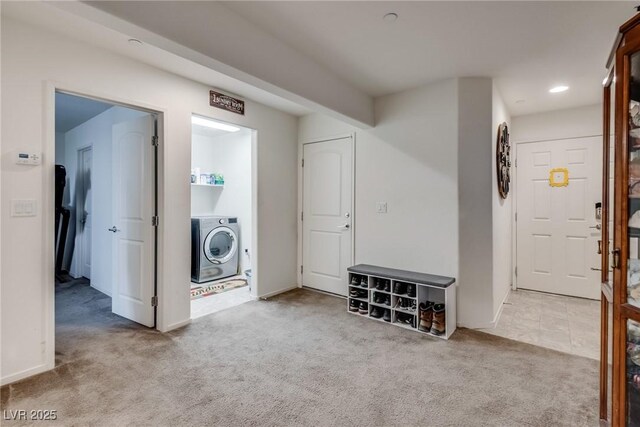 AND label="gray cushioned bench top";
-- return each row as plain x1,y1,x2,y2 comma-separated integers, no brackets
347,264,455,288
